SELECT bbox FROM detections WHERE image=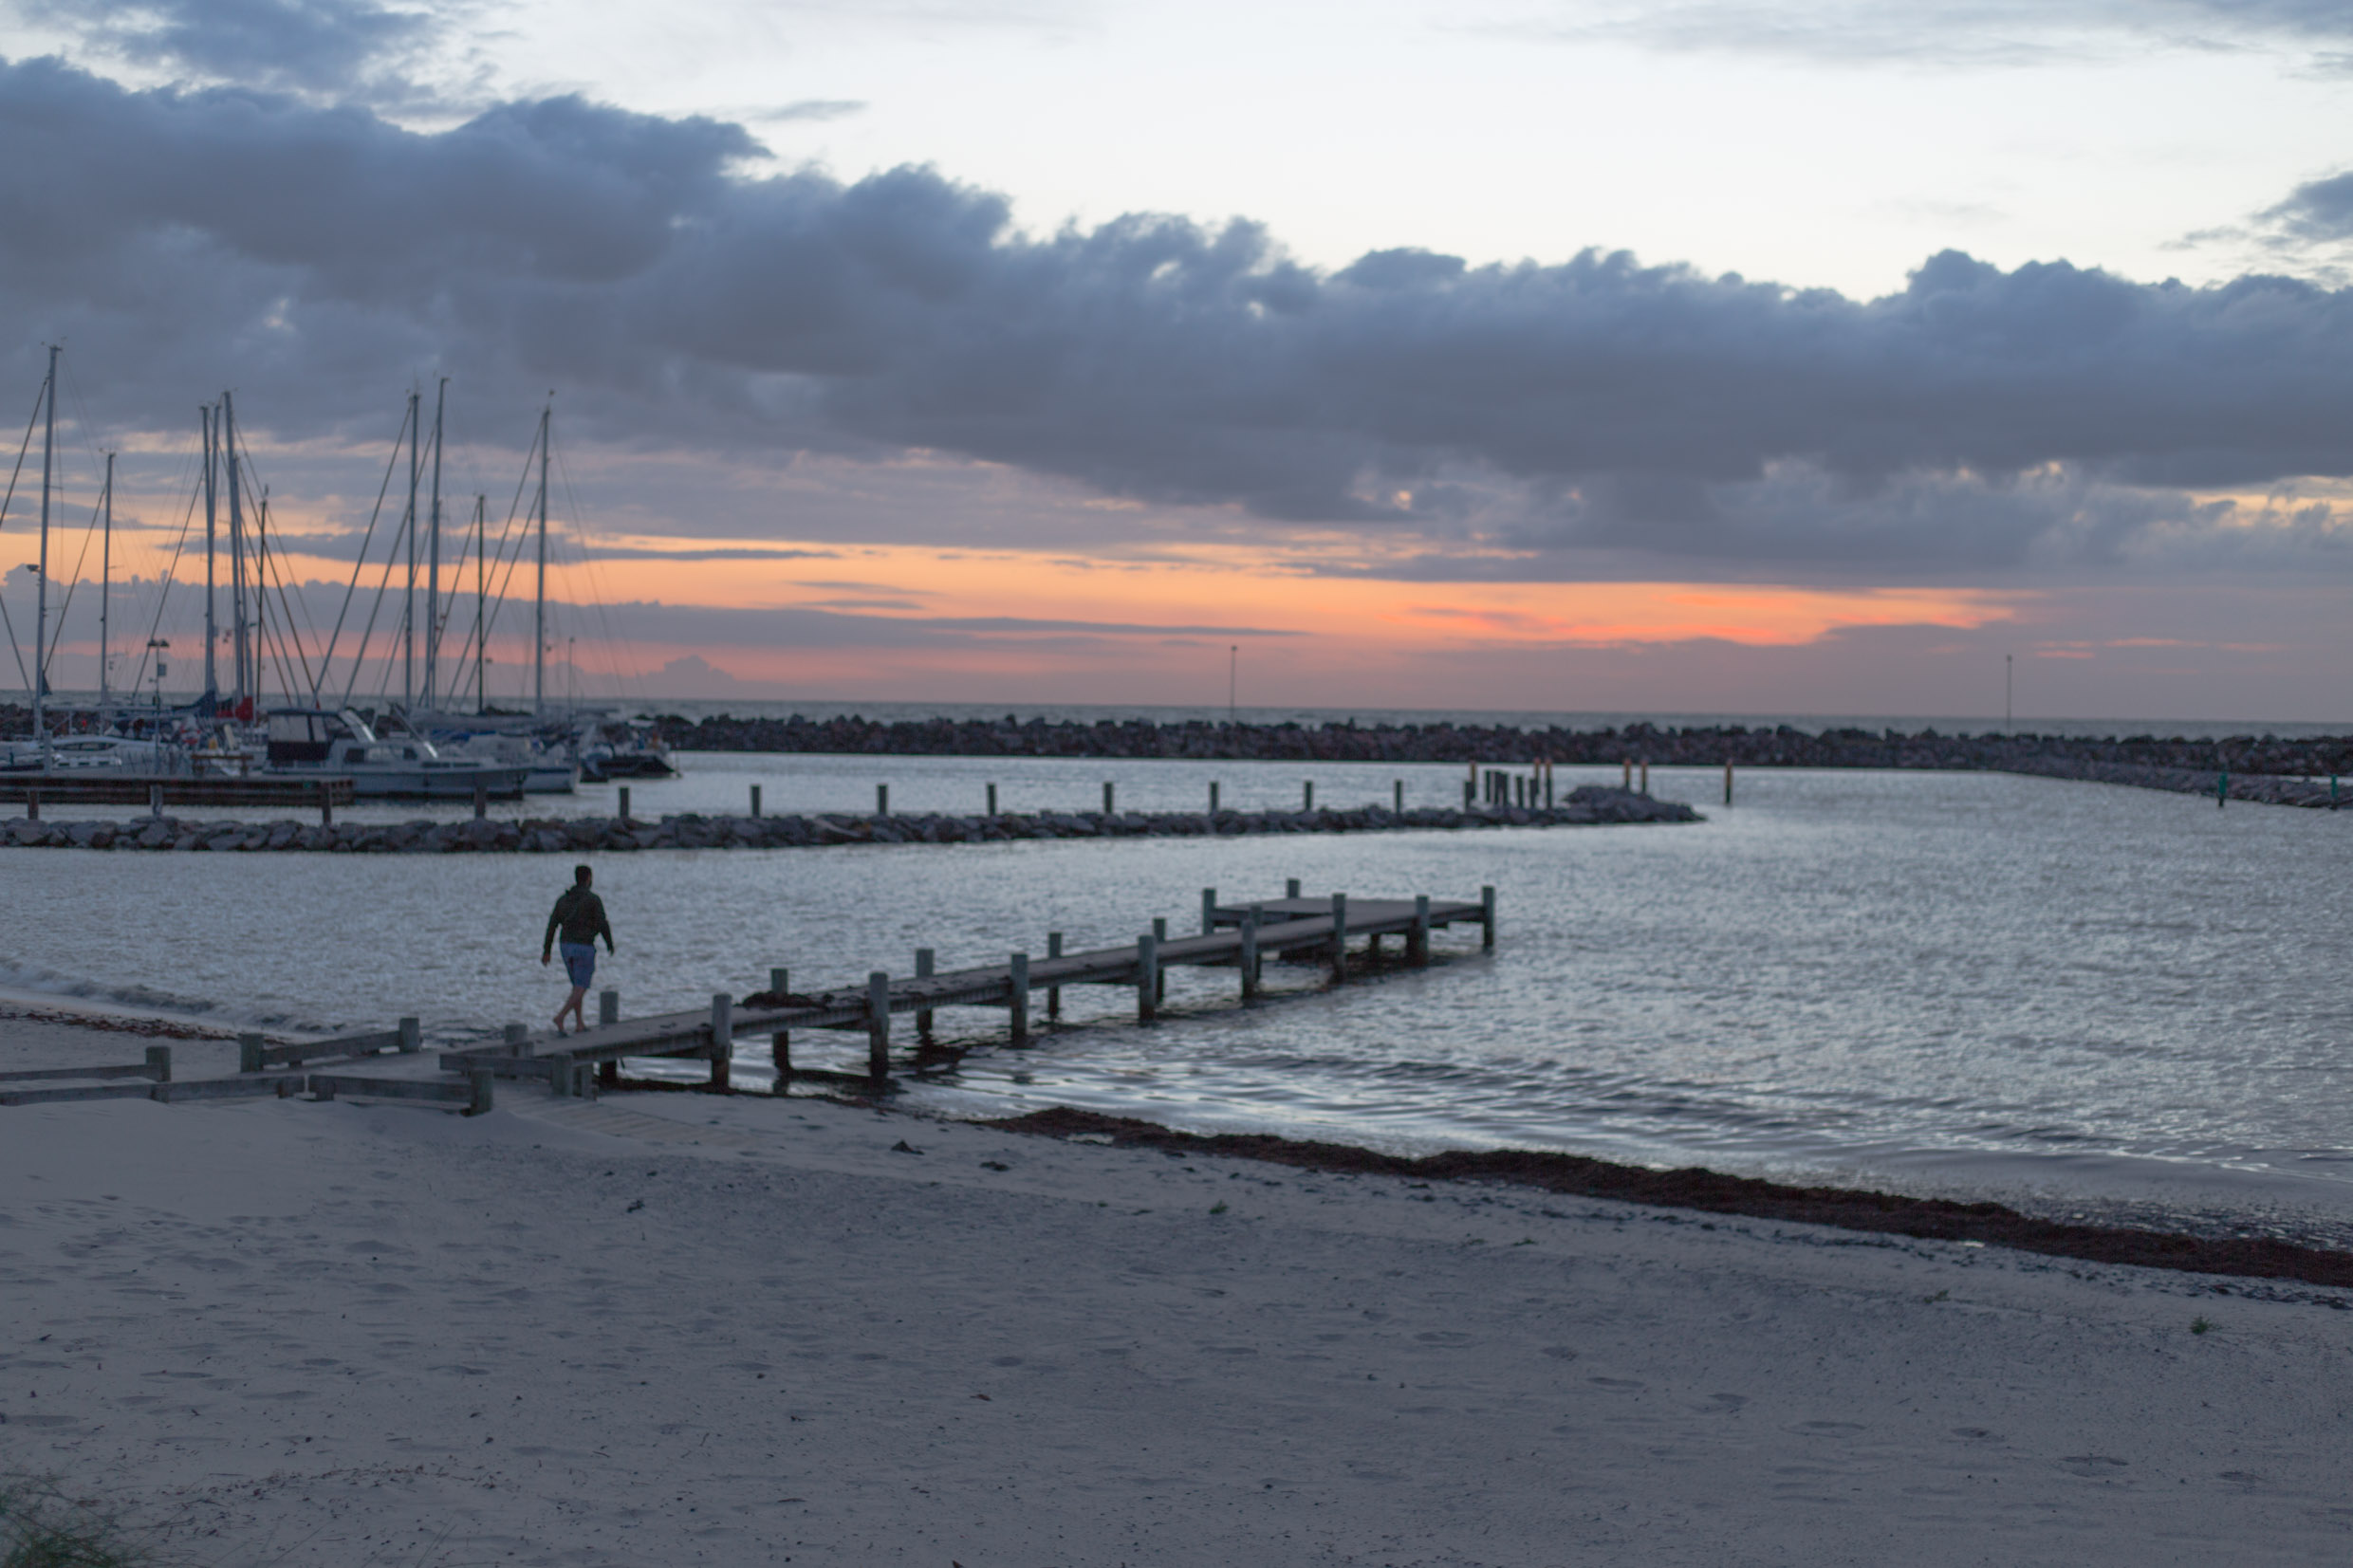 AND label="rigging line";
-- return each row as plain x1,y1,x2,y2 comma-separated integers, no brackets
340,495,412,711
118,420,205,699
318,401,413,704
0,380,48,692
475,416,540,643
258,510,320,700
551,429,646,703
43,484,107,673
128,460,204,697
